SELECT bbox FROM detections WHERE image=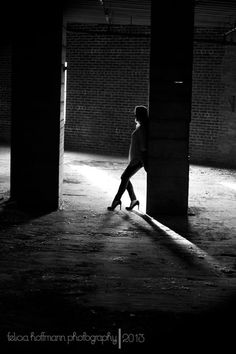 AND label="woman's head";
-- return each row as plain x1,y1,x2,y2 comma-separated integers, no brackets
134,105,148,126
